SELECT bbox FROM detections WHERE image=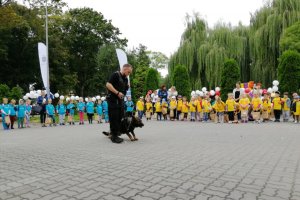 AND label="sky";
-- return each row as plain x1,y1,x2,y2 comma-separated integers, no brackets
64,0,266,57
